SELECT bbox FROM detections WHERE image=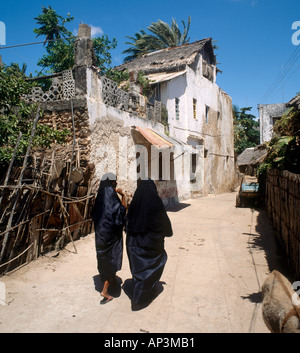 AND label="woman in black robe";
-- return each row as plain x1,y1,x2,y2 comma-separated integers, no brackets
125,179,173,310
92,173,126,304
